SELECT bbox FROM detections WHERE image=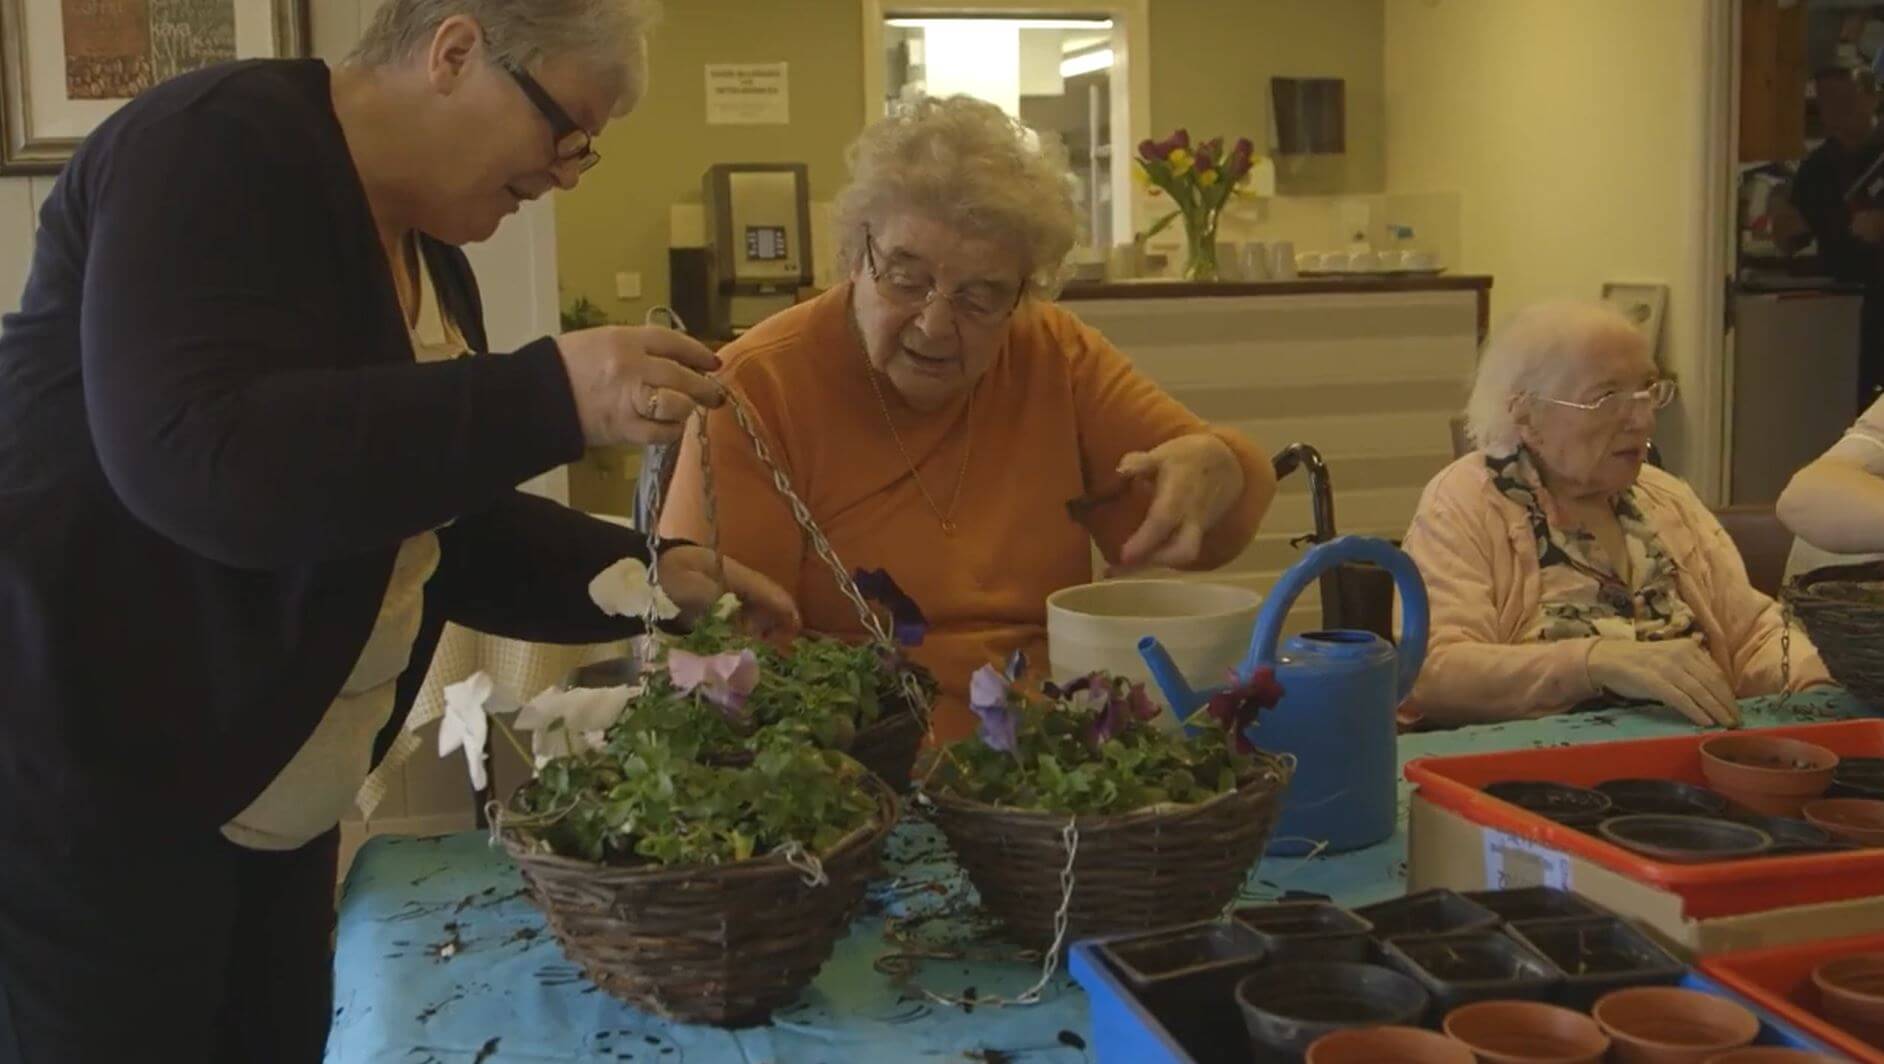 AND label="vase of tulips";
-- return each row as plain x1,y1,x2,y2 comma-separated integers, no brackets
1134,129,1259,282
